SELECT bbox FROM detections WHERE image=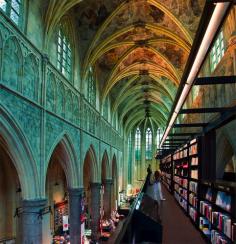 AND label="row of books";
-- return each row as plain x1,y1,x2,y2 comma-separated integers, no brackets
189,181,198,194
173,148,188,160
175,170,188,177
212,212,231,238
175,162,188,168
211,230,230,244
200,202,236,241
189,193,198,208
191,157,198,166
174,176,188,189
200,201,212,221
191,170,198,180
174,184,188,200
189,206,198,221
189,144,198,155
174,191,187,211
